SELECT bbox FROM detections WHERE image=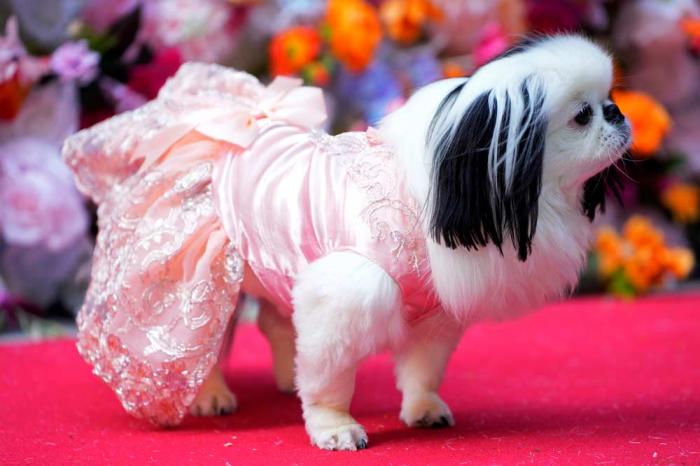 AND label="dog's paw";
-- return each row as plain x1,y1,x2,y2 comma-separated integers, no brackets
400,392,454,428
309,422,368,451
189,383,237,417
